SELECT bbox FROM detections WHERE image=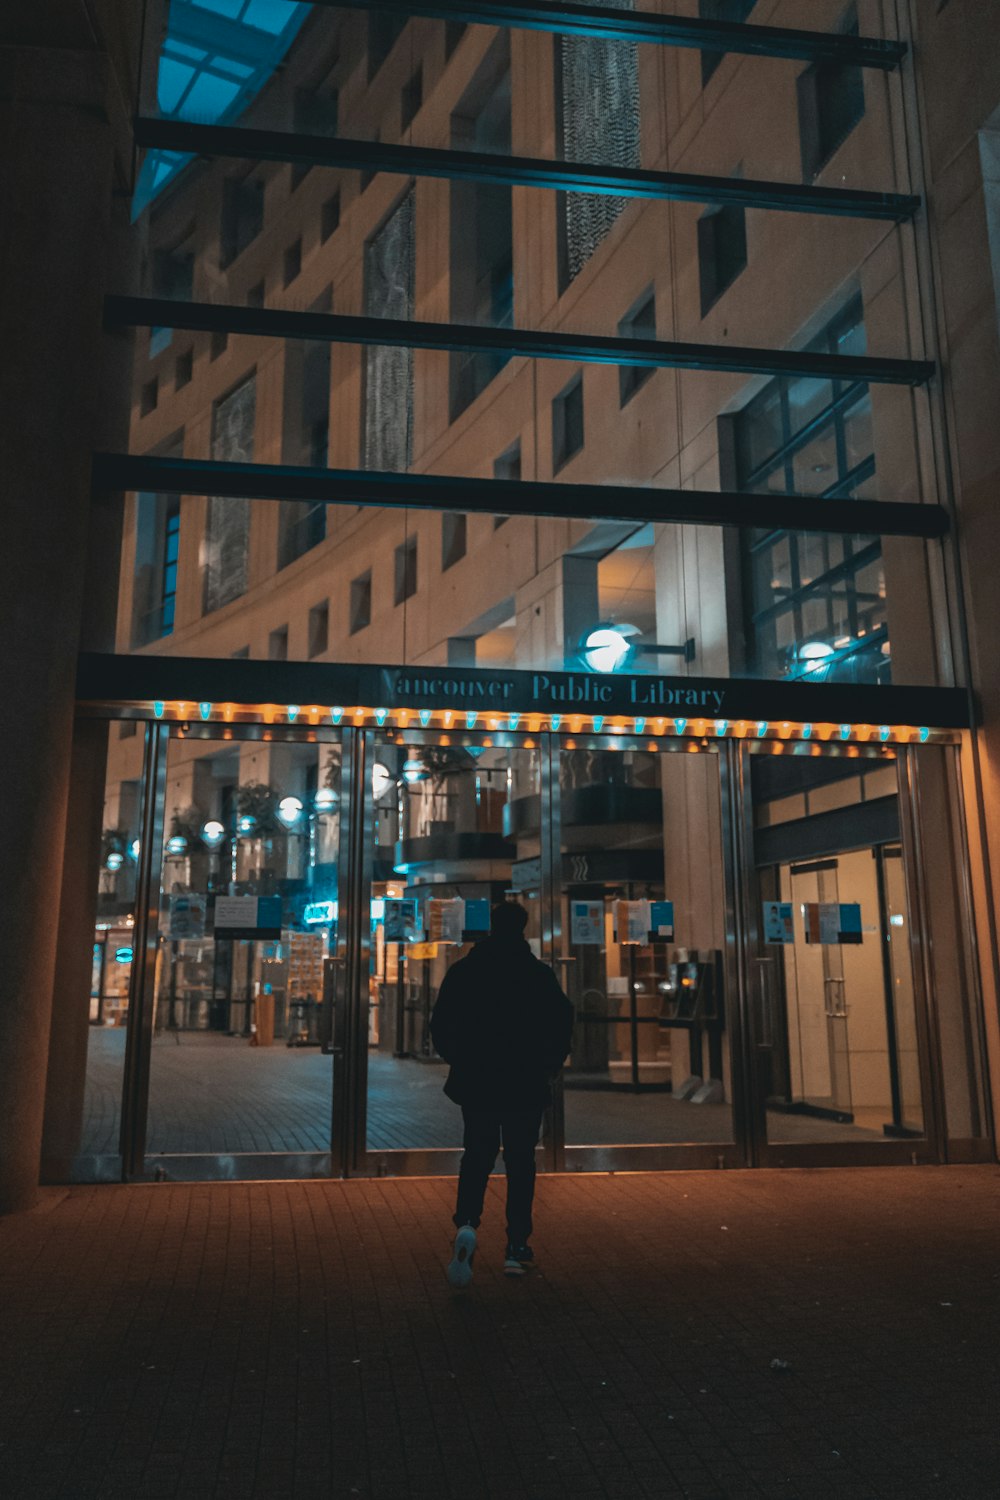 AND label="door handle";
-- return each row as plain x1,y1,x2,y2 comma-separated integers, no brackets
823,976,847,1018
753,957,775,1048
